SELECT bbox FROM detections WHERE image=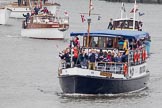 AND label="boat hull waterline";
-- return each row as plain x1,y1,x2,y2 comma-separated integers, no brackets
21,28,64,40
59,72,149,94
